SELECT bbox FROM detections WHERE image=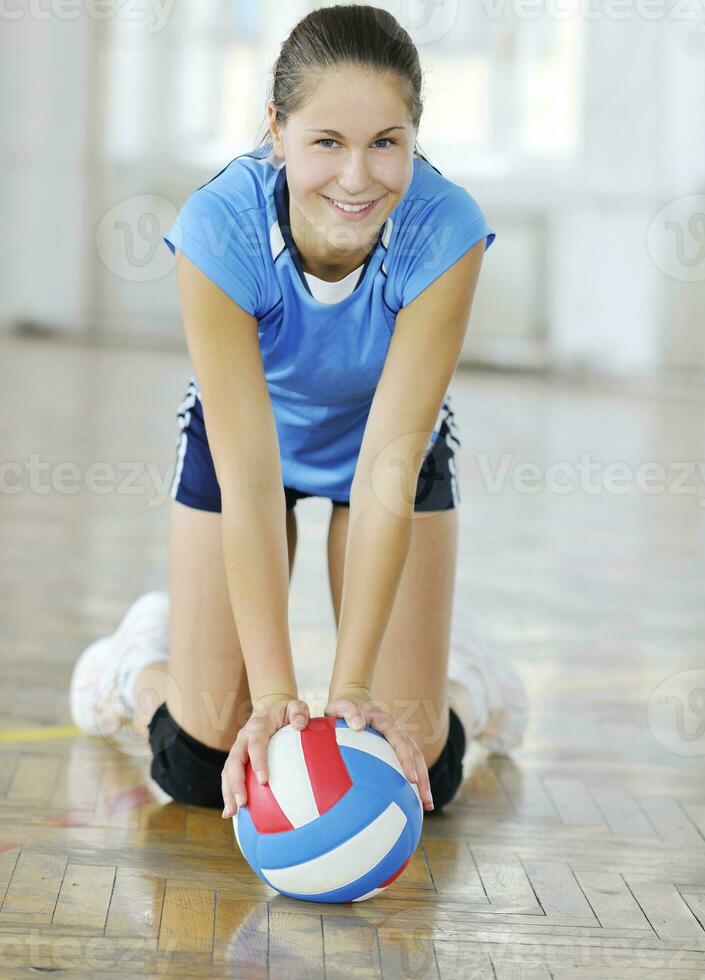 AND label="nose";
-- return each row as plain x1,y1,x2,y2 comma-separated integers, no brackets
336,151,373,196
